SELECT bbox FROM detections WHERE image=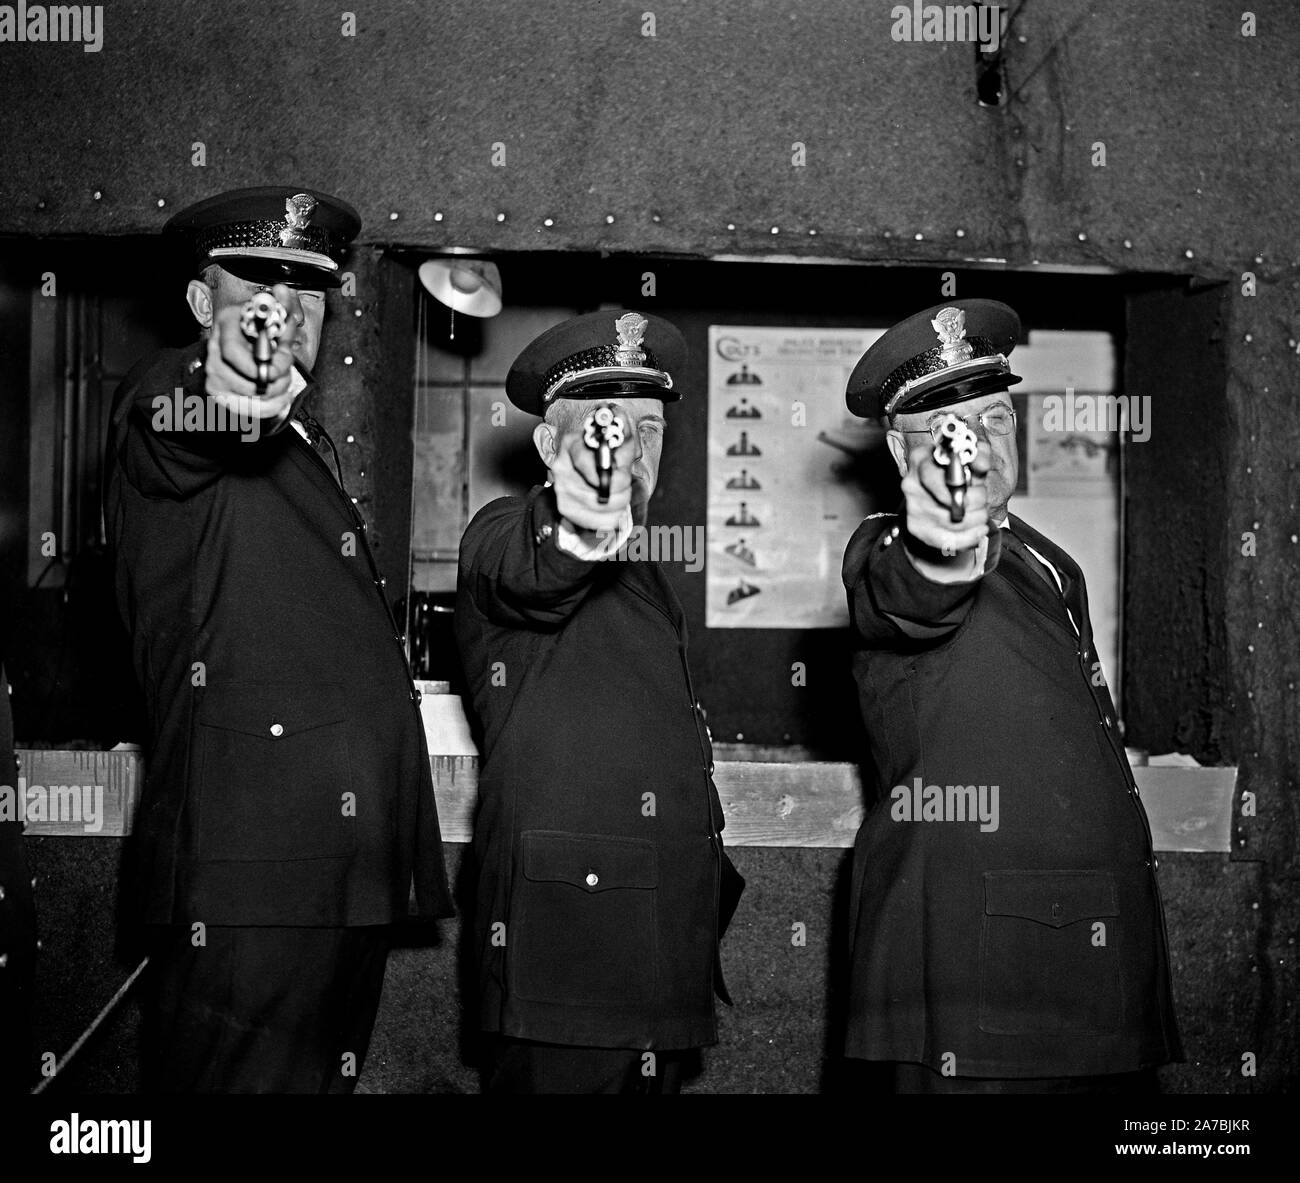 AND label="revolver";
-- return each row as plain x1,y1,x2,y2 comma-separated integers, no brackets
581,403,626,504
932,414,979,523
239,291,288,395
